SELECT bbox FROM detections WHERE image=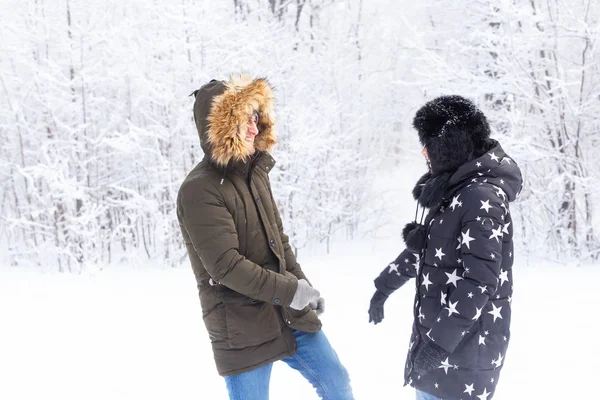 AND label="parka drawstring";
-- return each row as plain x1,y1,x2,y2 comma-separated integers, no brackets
414,203,426,226
220,166,227,185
